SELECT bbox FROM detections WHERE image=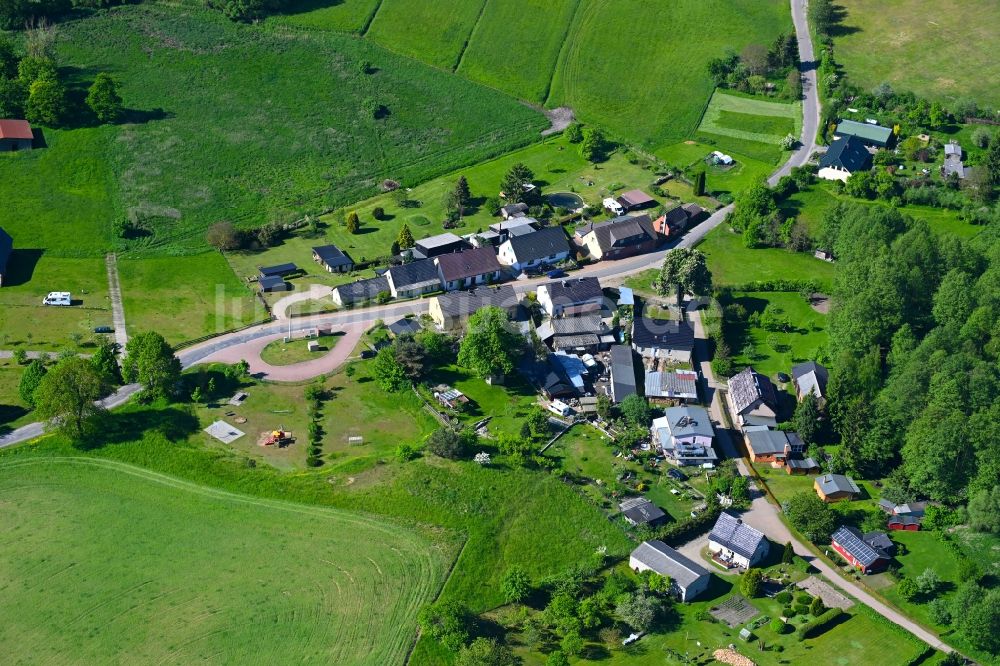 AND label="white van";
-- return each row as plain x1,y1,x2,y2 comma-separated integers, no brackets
547,400,573,417
42,292,71,306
